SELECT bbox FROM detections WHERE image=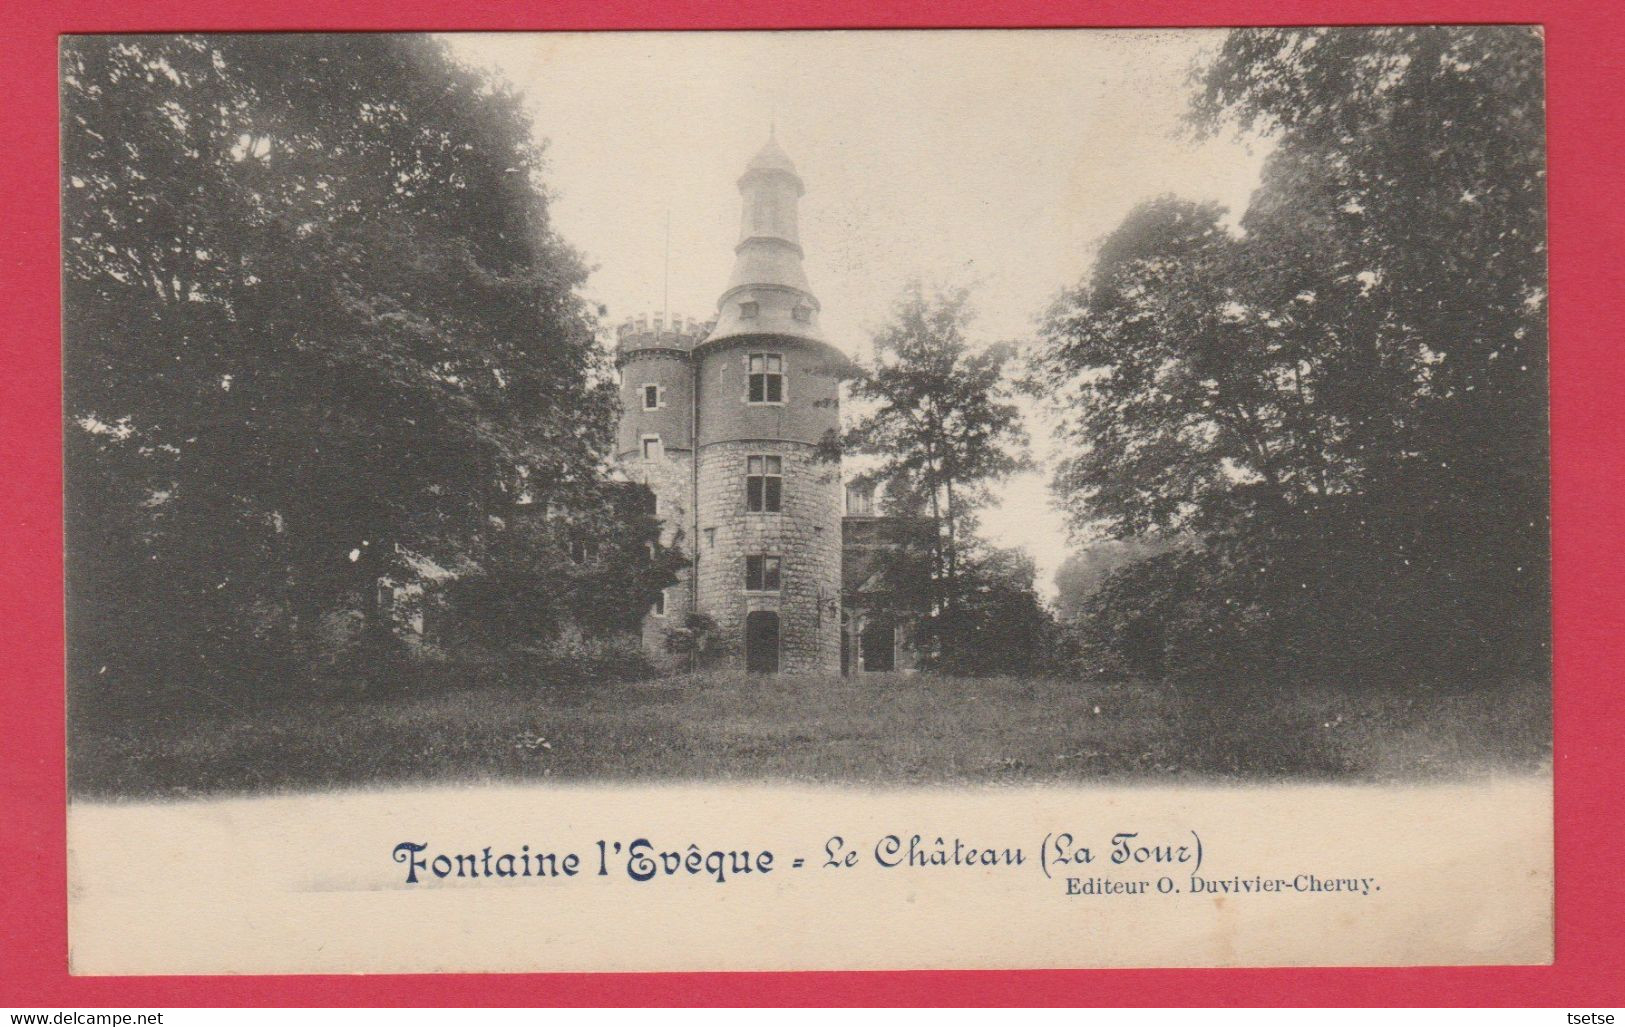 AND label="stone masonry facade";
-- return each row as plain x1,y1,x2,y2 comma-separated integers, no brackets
693,439,843,672
614,318,710,666
625,443,693,664
609,134,913,674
